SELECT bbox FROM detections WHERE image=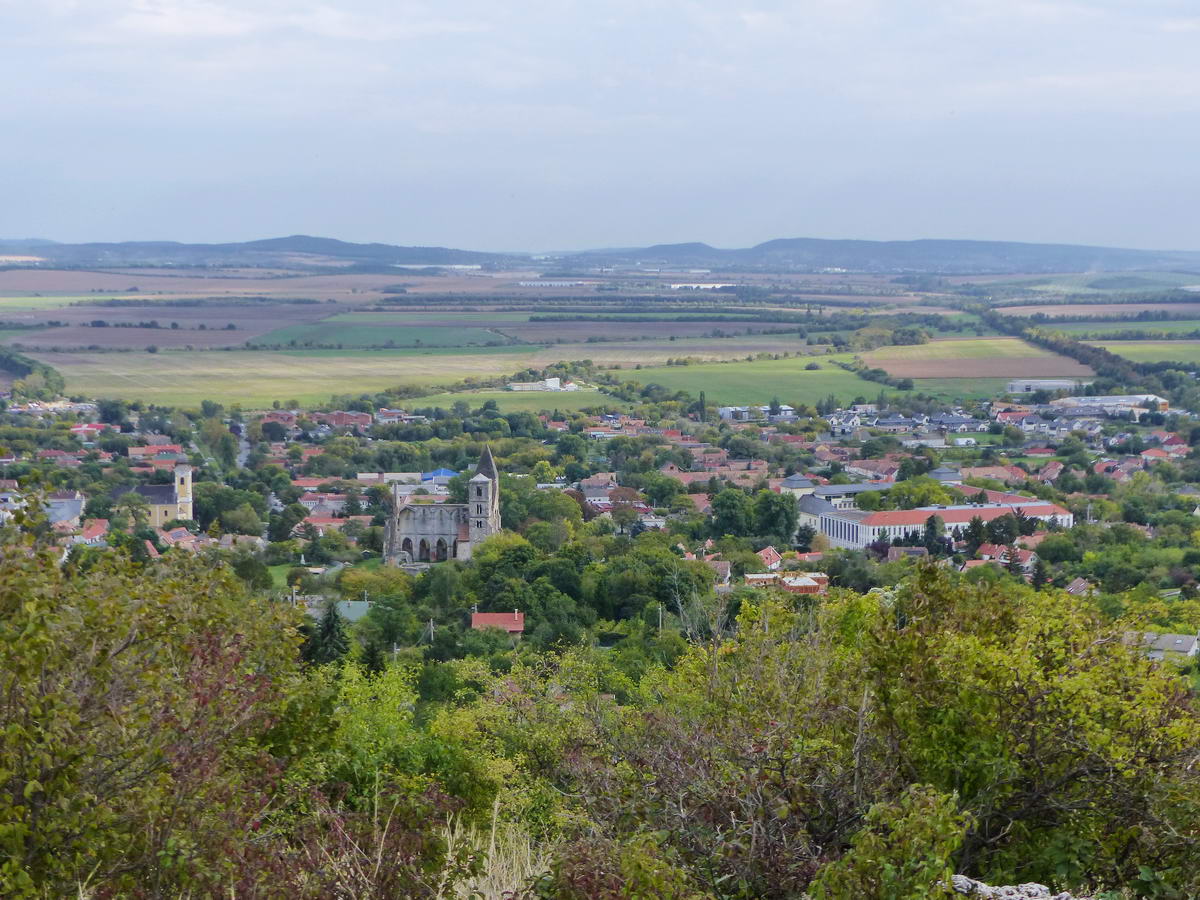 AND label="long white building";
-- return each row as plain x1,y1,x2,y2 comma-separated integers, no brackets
818,497,1073,550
